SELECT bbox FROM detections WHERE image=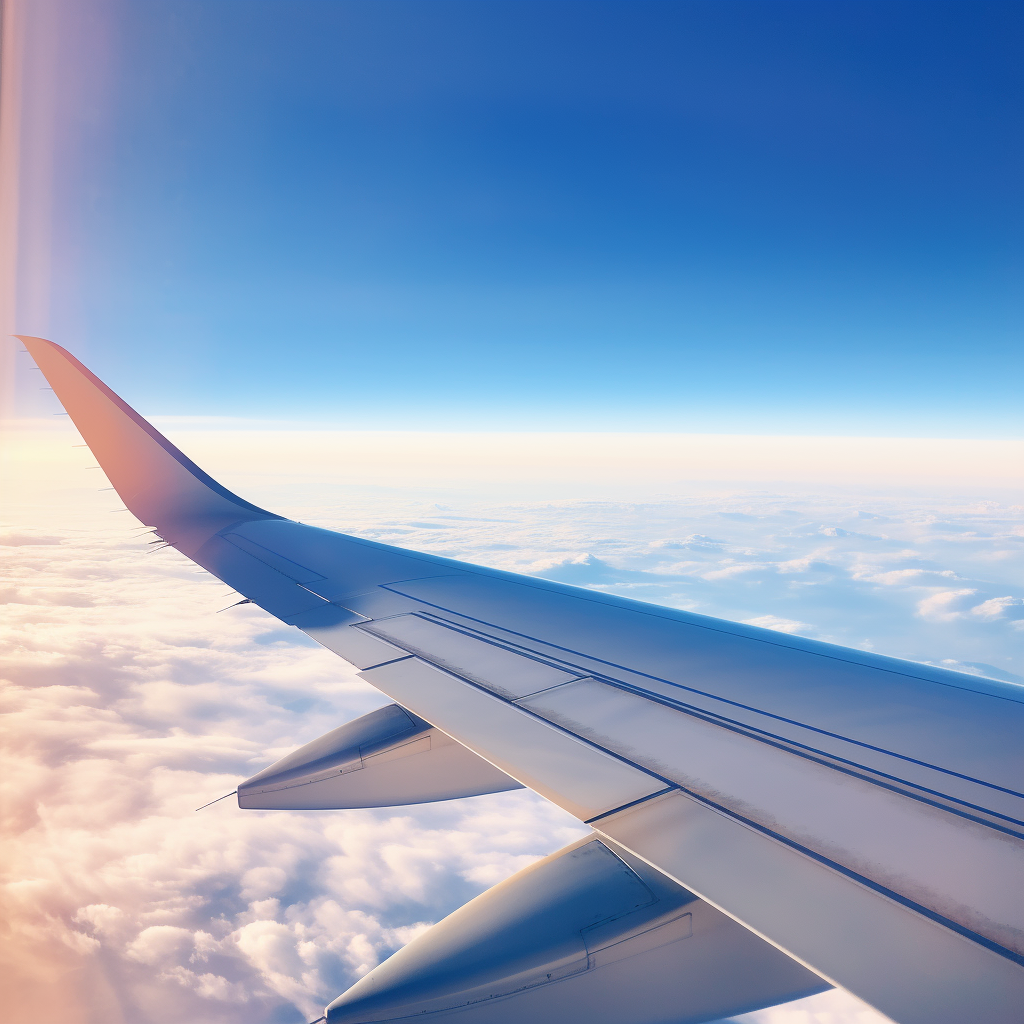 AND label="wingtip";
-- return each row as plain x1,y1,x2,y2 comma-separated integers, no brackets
23,336,282,551
14,334,57,351
16,335,79,367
